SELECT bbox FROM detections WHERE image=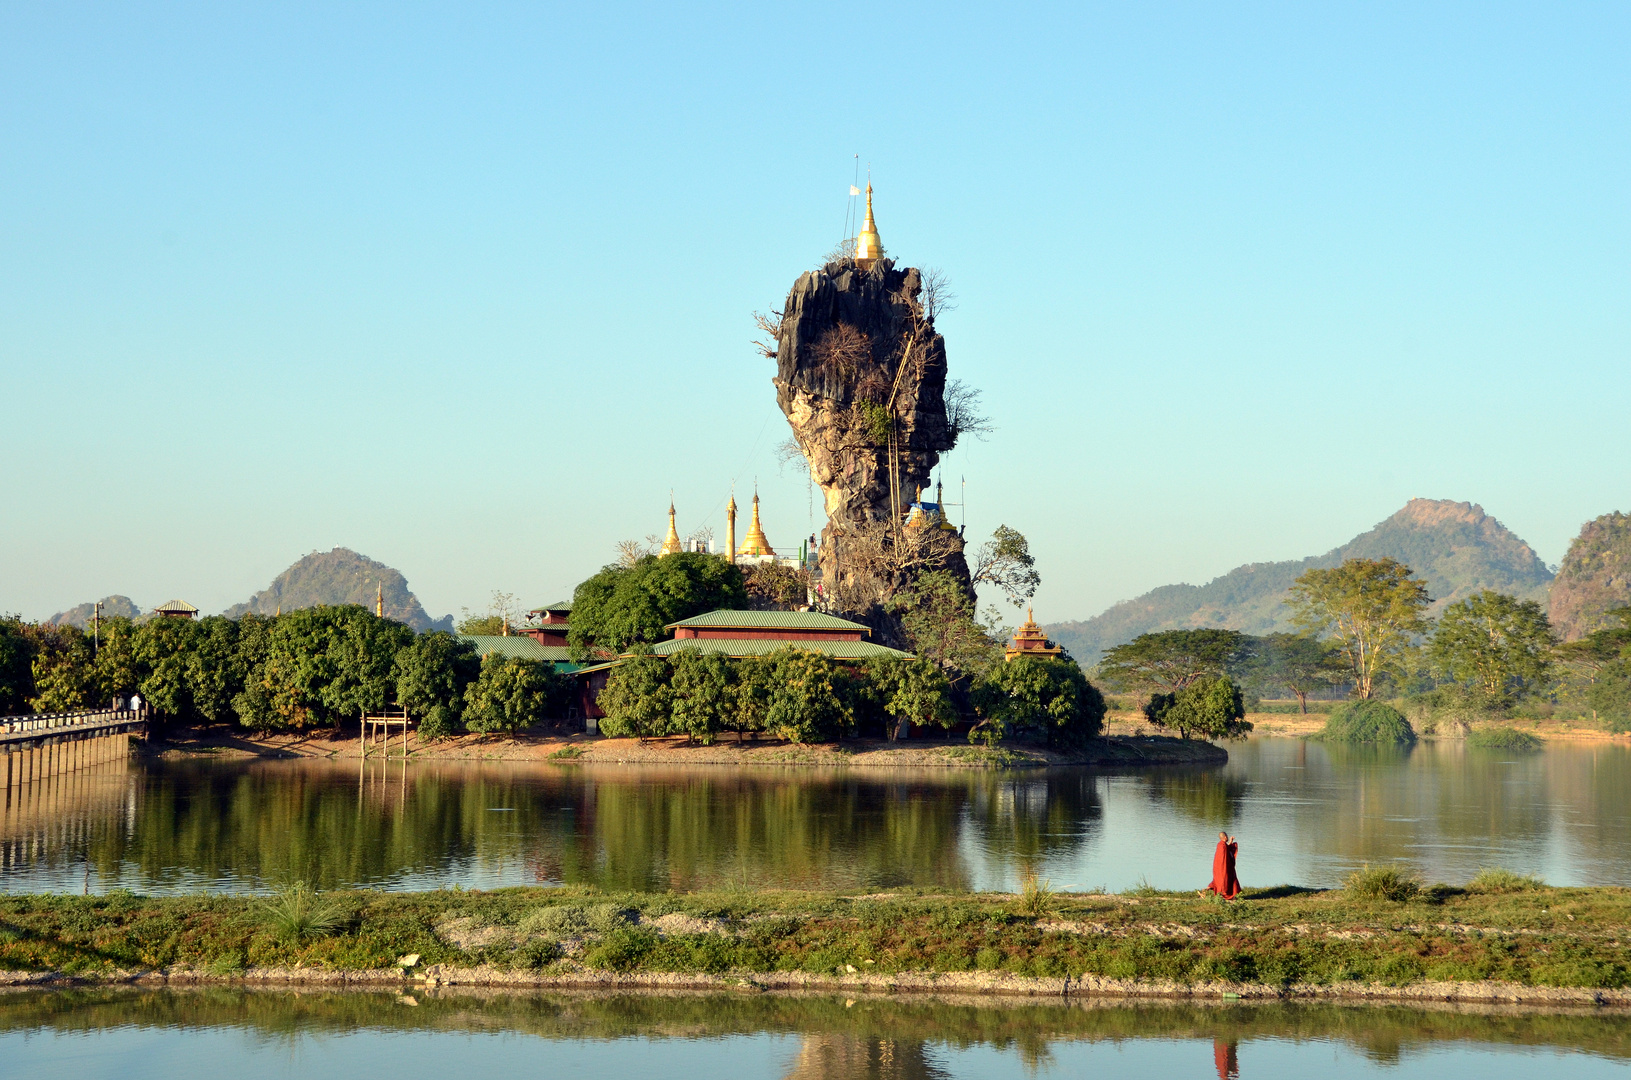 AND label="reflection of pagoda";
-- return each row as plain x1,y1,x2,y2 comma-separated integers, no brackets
1005,607,1063,662
782,1035,947,1080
